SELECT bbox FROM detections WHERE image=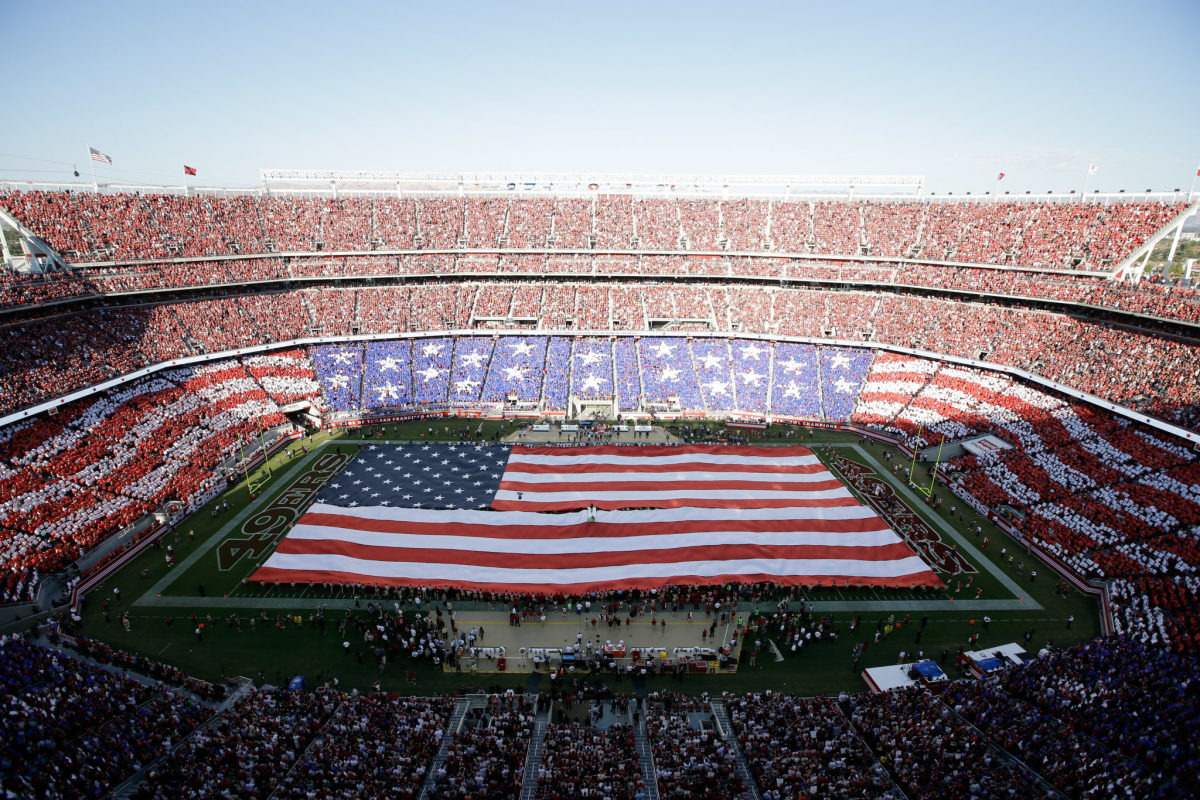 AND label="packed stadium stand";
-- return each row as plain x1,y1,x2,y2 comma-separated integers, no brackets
1,183,1199,796
2,632,1196,798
